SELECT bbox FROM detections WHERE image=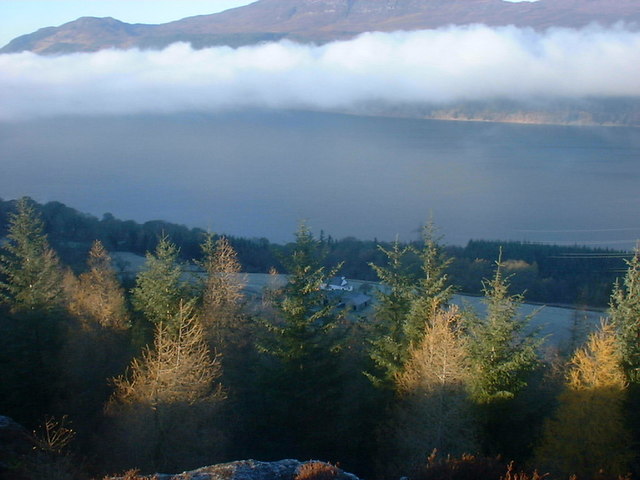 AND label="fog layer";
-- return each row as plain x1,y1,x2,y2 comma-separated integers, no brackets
1,24,639,120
